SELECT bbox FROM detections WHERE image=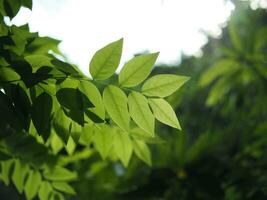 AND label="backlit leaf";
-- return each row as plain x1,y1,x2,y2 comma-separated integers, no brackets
90,38,123,80
148,98,181,130
142,74,190,97
119,52,159,87
103,85,130,131
128,91,154,136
